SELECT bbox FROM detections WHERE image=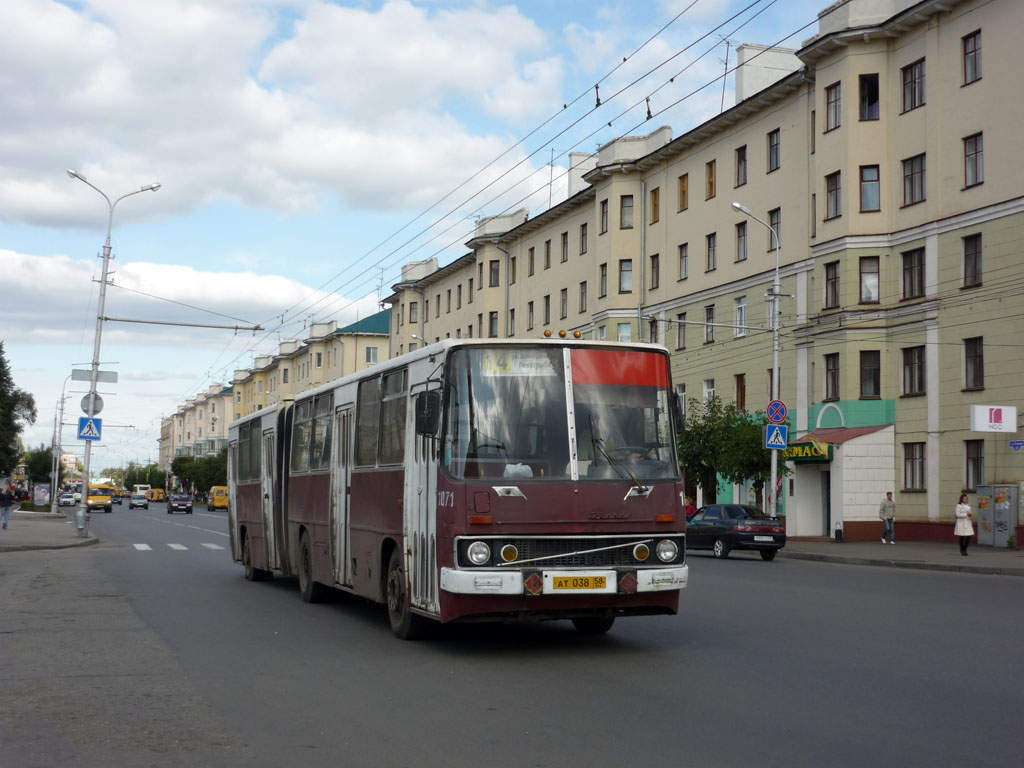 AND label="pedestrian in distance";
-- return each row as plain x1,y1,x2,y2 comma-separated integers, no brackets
0,487,13,529
684,496,697,519
879,491,896,544
954,493,974,556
